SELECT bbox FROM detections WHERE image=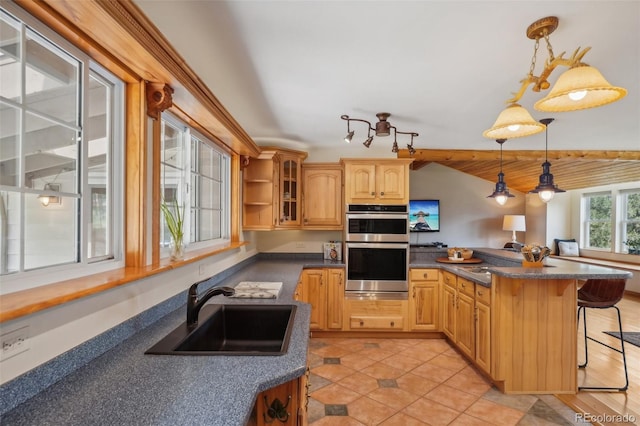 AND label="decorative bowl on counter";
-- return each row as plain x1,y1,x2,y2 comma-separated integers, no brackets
521,244,551,263
447,247,474,259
